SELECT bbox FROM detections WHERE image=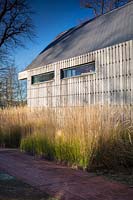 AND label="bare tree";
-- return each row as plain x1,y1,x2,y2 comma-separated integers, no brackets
0,63,27,107
0,0,35,107
80,0,131,16
0,0,35,51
